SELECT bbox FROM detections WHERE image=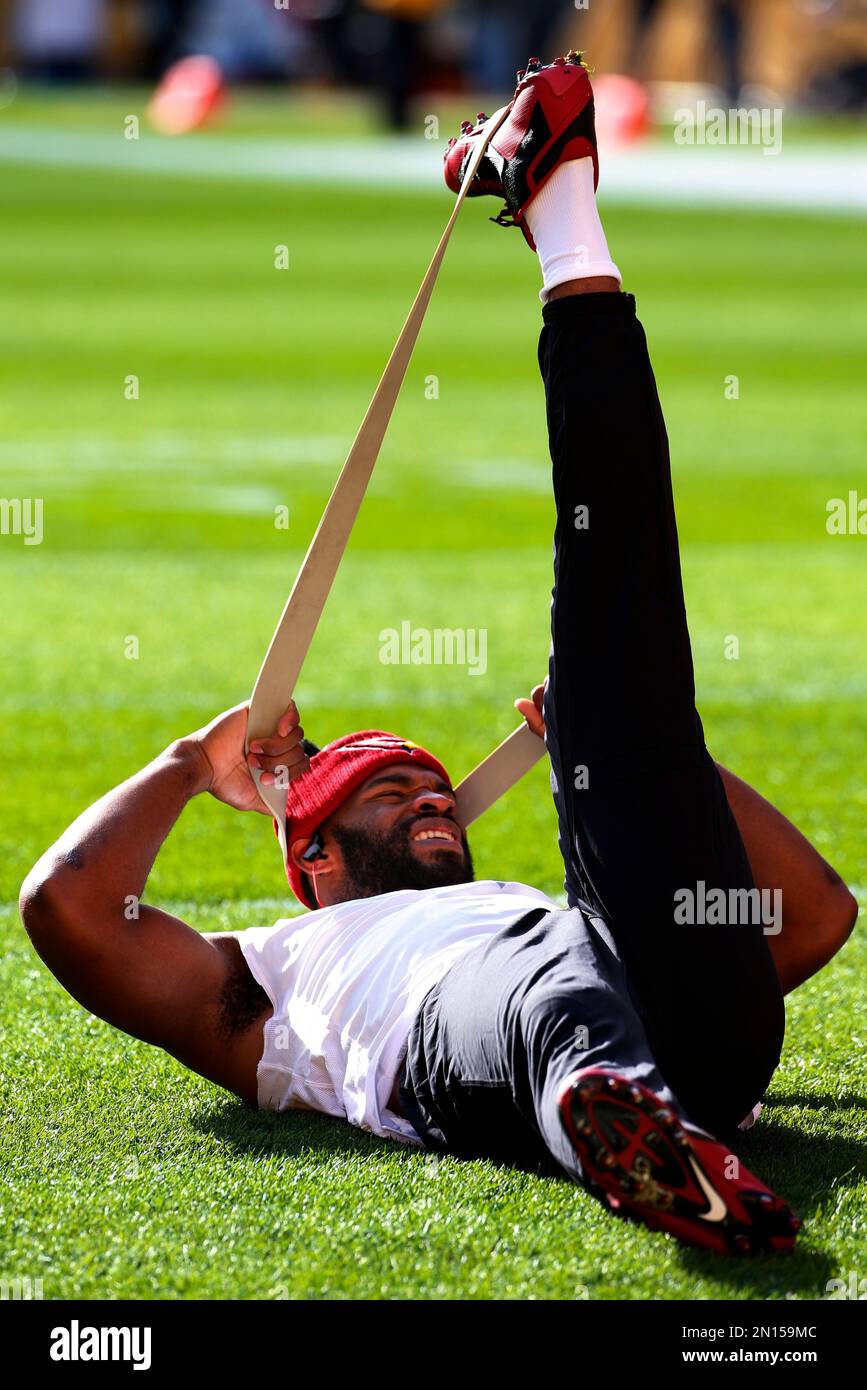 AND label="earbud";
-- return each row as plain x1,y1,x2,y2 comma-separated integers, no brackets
302,829,325,908
302,830,324,862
